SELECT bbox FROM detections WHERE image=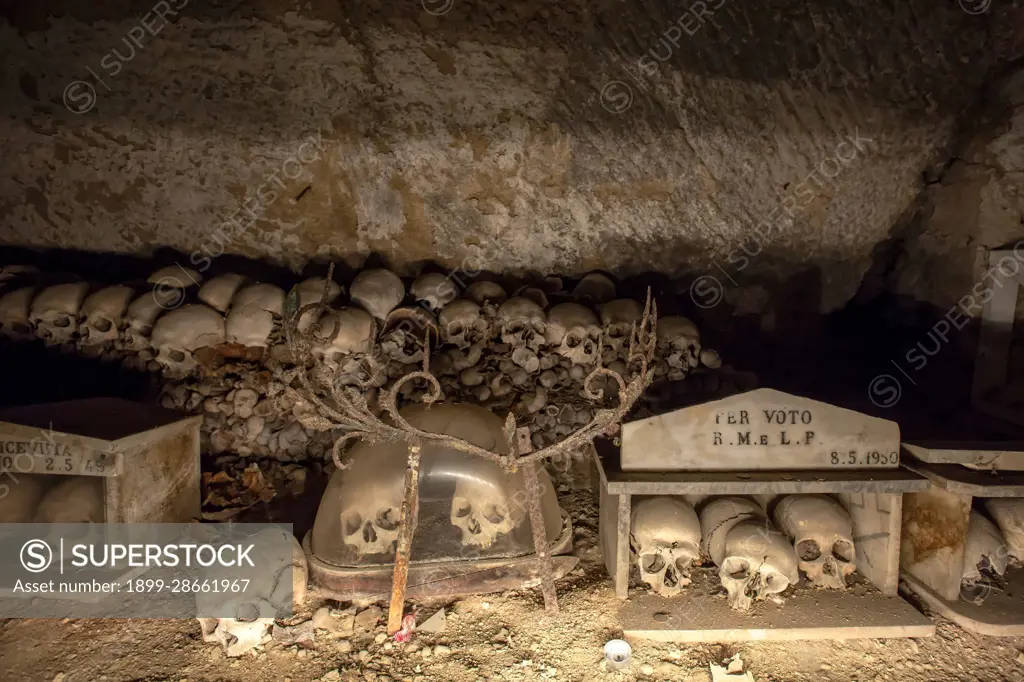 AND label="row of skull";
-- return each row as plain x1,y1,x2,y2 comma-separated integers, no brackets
630,494,857,610
0,265,711,380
